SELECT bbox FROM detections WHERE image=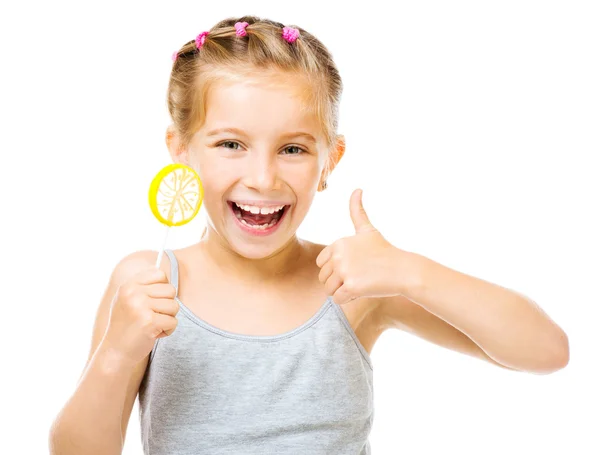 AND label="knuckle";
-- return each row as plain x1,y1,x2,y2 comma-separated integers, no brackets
336,237,350,247
163,317,178,336
146,269,166,284
168,284,177,298
156,270,169,283
130,293,146,310
344,278,357,292
119,283,136,299
120,290,142,312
